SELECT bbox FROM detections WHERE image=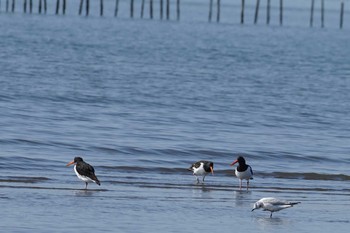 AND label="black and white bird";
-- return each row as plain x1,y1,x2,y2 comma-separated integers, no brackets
252,197,301,218
66,157,101,189
230,156,253,190
188,161,214,183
